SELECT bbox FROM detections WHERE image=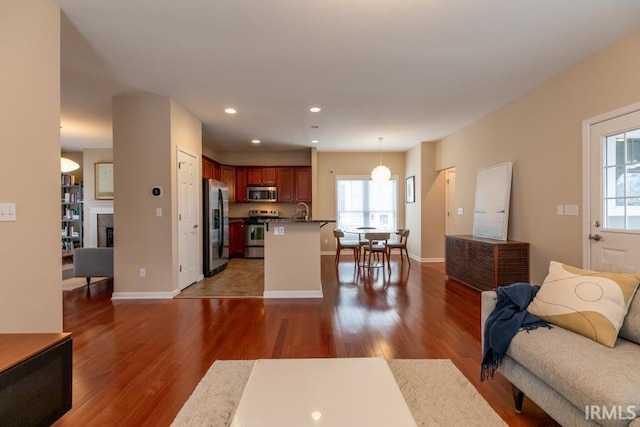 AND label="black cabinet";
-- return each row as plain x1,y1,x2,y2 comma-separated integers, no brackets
0,333,72,426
